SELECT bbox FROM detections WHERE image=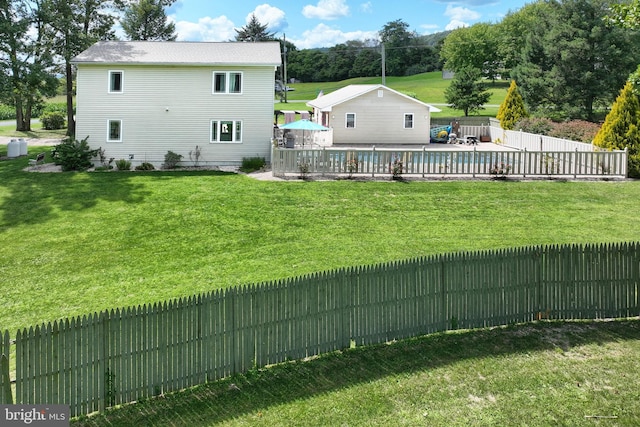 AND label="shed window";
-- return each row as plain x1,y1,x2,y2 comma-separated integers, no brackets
346,113,356,128
213,71,243,94
109,71,123,93
211,120,242,143
107,120,122,142
404,113,414,129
